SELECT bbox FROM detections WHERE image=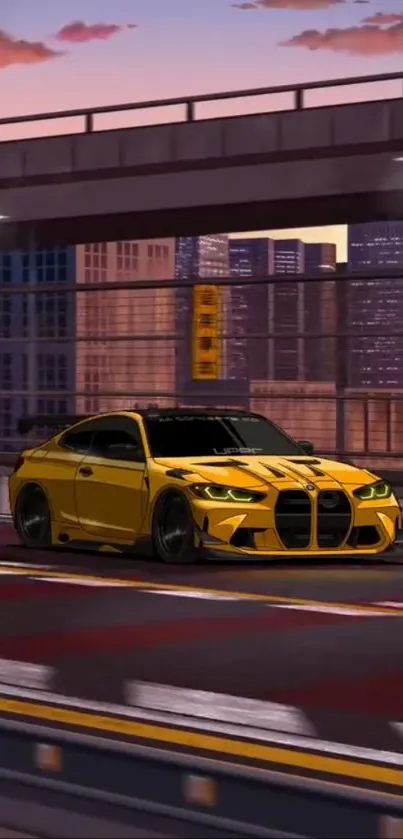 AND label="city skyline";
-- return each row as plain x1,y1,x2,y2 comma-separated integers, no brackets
0,222,402,473
231,226,347,262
